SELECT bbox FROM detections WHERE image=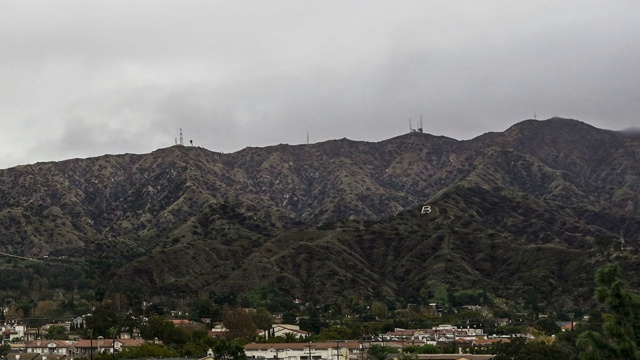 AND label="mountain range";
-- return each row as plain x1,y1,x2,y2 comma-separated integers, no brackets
1,117,639,313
